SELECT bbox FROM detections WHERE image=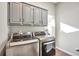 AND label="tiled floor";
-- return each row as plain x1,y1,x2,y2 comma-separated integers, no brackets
55,49,71,56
